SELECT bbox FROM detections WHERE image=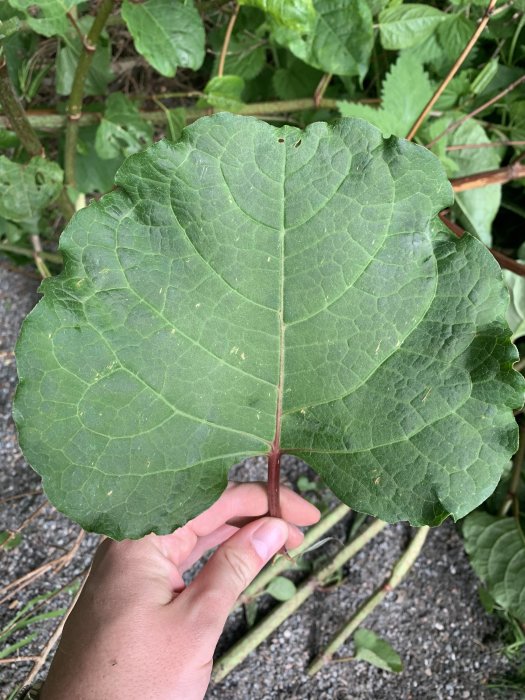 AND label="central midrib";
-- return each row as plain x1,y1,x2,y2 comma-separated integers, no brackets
266,136,287,517
271,138,287,457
